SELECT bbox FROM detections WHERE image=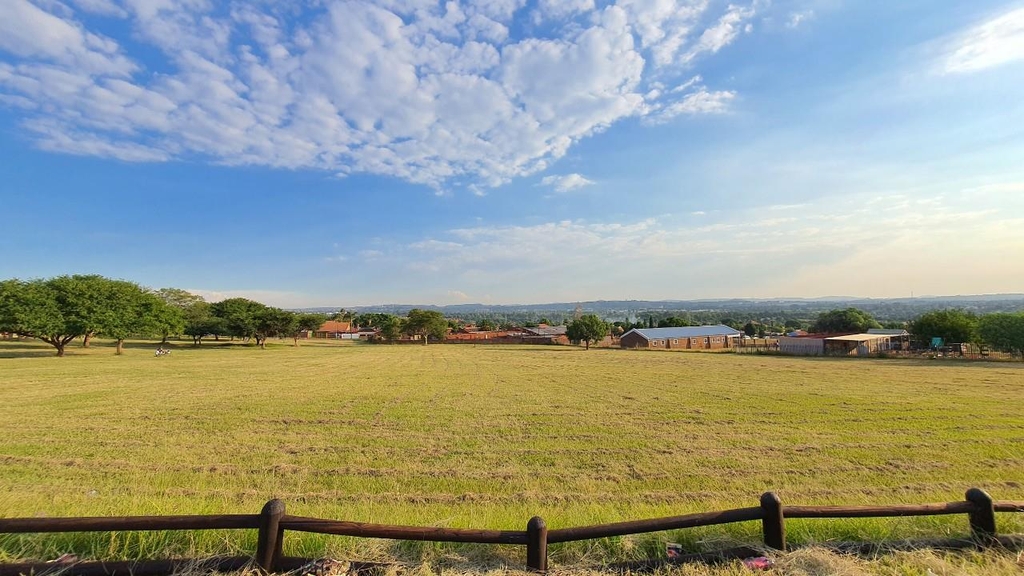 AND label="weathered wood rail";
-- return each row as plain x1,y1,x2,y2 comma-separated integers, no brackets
0,488,1021,575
